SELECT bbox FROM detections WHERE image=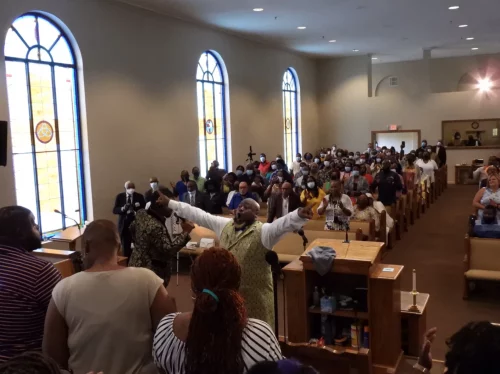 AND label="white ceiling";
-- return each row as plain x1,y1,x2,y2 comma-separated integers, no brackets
117,0,500,63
